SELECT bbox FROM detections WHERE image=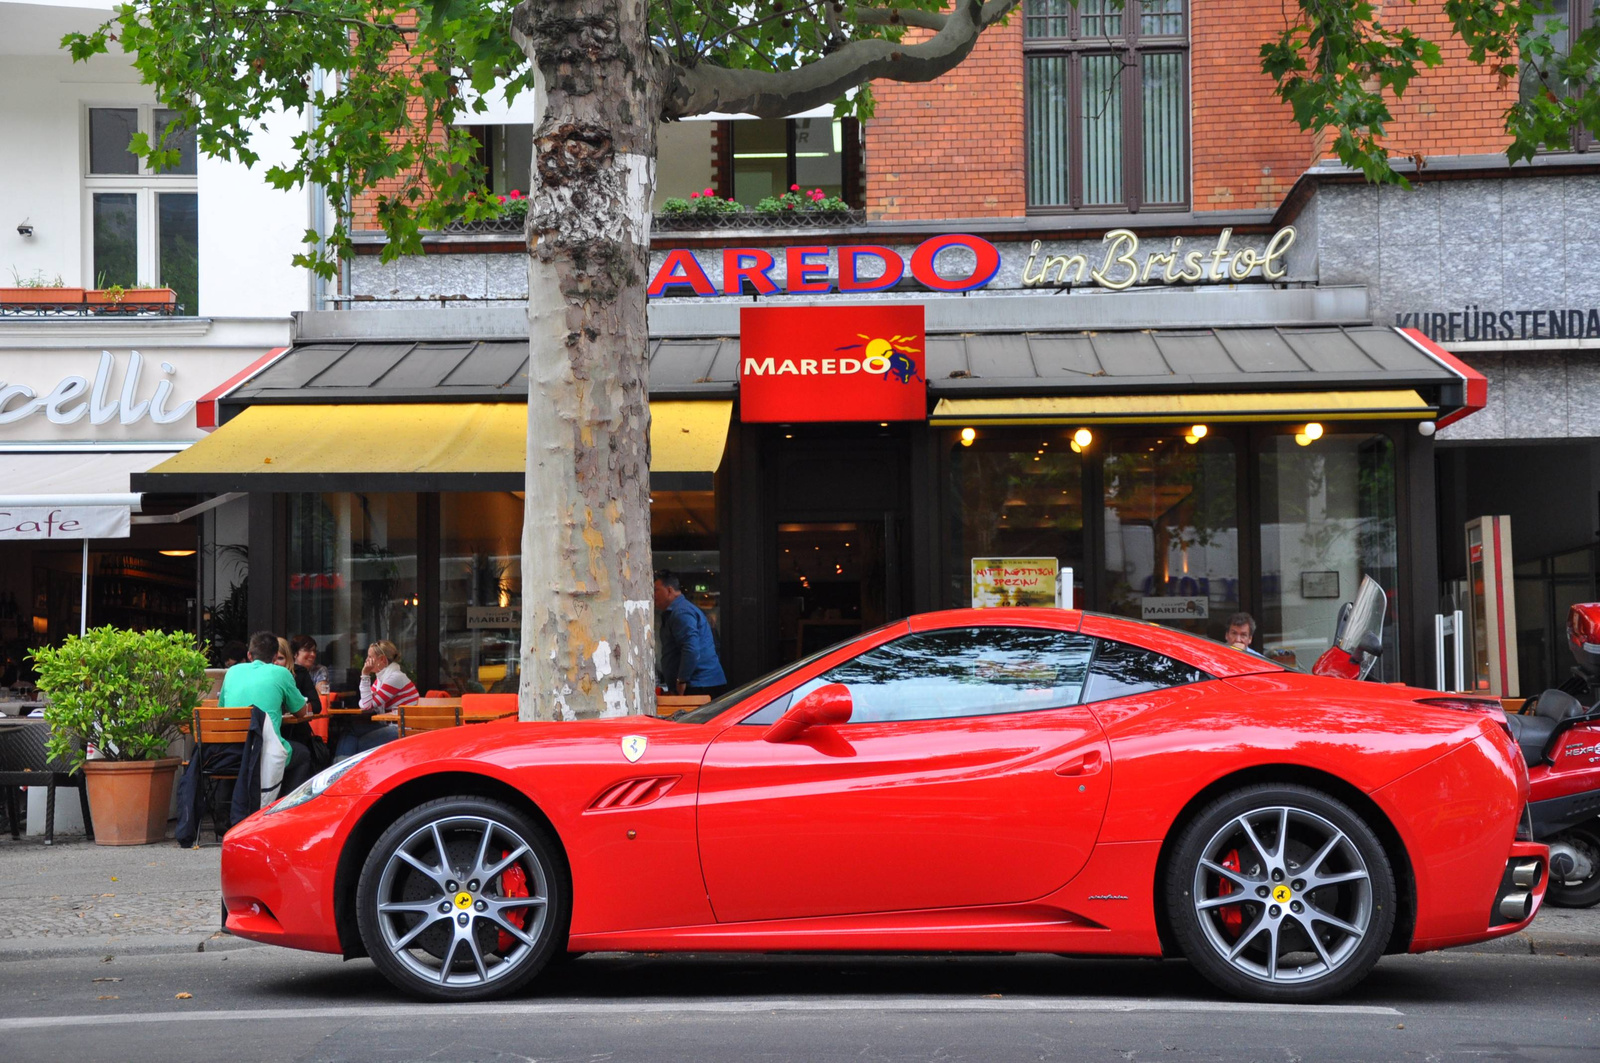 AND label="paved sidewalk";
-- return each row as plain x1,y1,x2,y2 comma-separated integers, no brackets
3,833,1599,962
0,834,251,961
